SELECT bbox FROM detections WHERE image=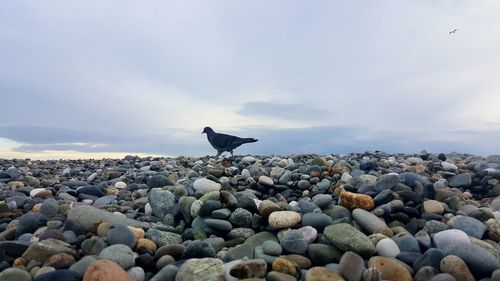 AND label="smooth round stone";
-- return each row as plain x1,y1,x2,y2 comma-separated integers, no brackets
368,256,413,281
312,194,333,209
262,240,282,256
376,238,400,258
268,211,301,229
280,230,308,254
301,213,333,232
305,267,345,281
448,173,472,188
324,223,376,257
424,220,449,235
297,180,311,190
193,178,222,193
430,273,457,281
98,244,135,269
83,259,132,281
114,181,127,189
229,258,267,279
127,267,145,281
278,171,293,184
31,188,50,197
448,216,486,239
440,255,475,281
259,176,274,186
176,258,225,281
229,208,253,228
424,200,445,215
443,242,500,277
352,208,392,236
145,229,182,247
148,188,175,219
94,195,117,206
307,244,342,266
44,253,76,269
376,173,401,192
339,251,366,281
267,271,297,281
15,213,48,238
107,224,137,248
393,234,420,253
40,198,59,217
241,156,256,164
76,186,105,197
295,226,317,244
204,219,233,232
211,208,232,219
0,268,32,281
182,240,216,259
272,257,300,278
433,229,470,249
